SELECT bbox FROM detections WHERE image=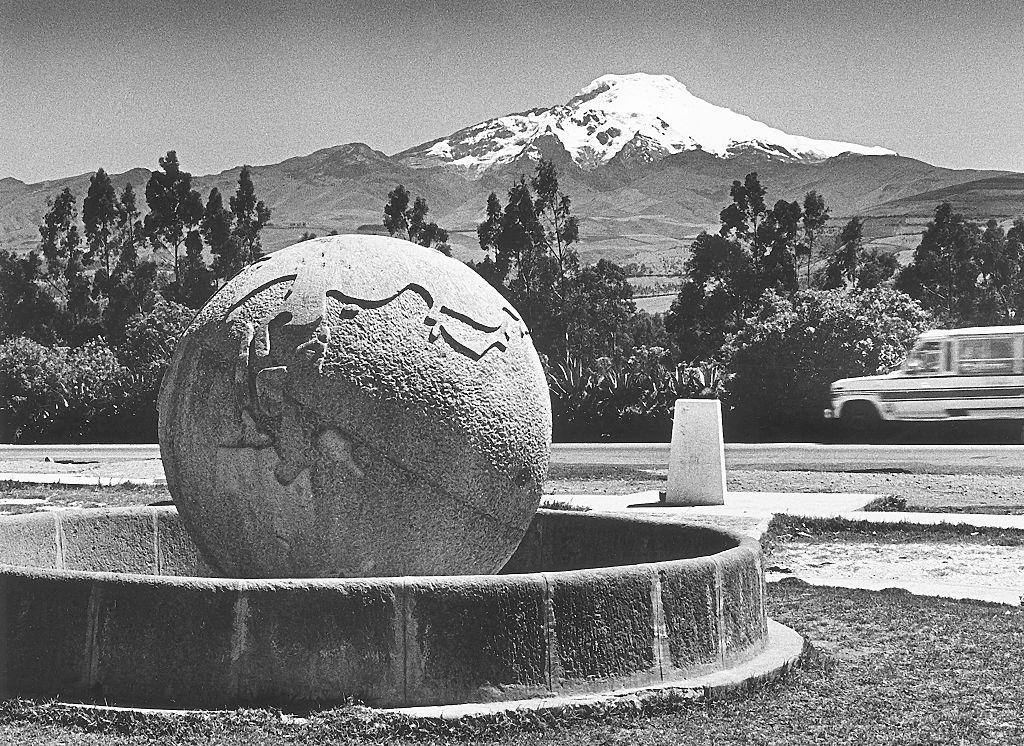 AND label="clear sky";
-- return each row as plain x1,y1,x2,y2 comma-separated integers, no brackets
2,0,1021,182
